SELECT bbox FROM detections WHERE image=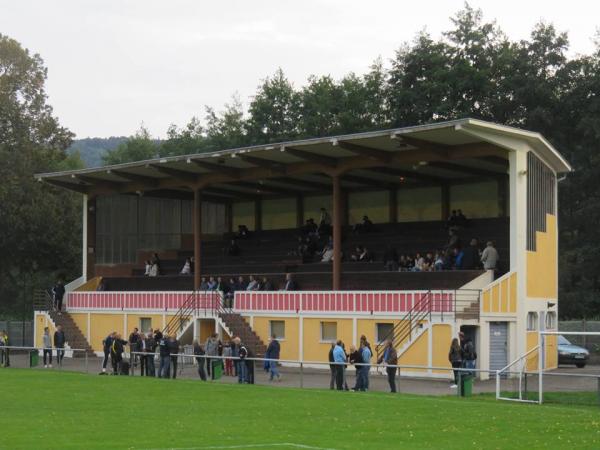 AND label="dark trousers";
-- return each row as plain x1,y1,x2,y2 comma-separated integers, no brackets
2,348,9,367
335,366,344,390
112,355,122,374
386,367,397,393
55,297,63,311
145,354,155,376
329,367,335,389
246,360,254,384
452,361,462,384
197,358,207,381
43,349,52,365
206,357,212,376
56,346,64,365
170,356,178,379
139,352,146,375
102,349,110,369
